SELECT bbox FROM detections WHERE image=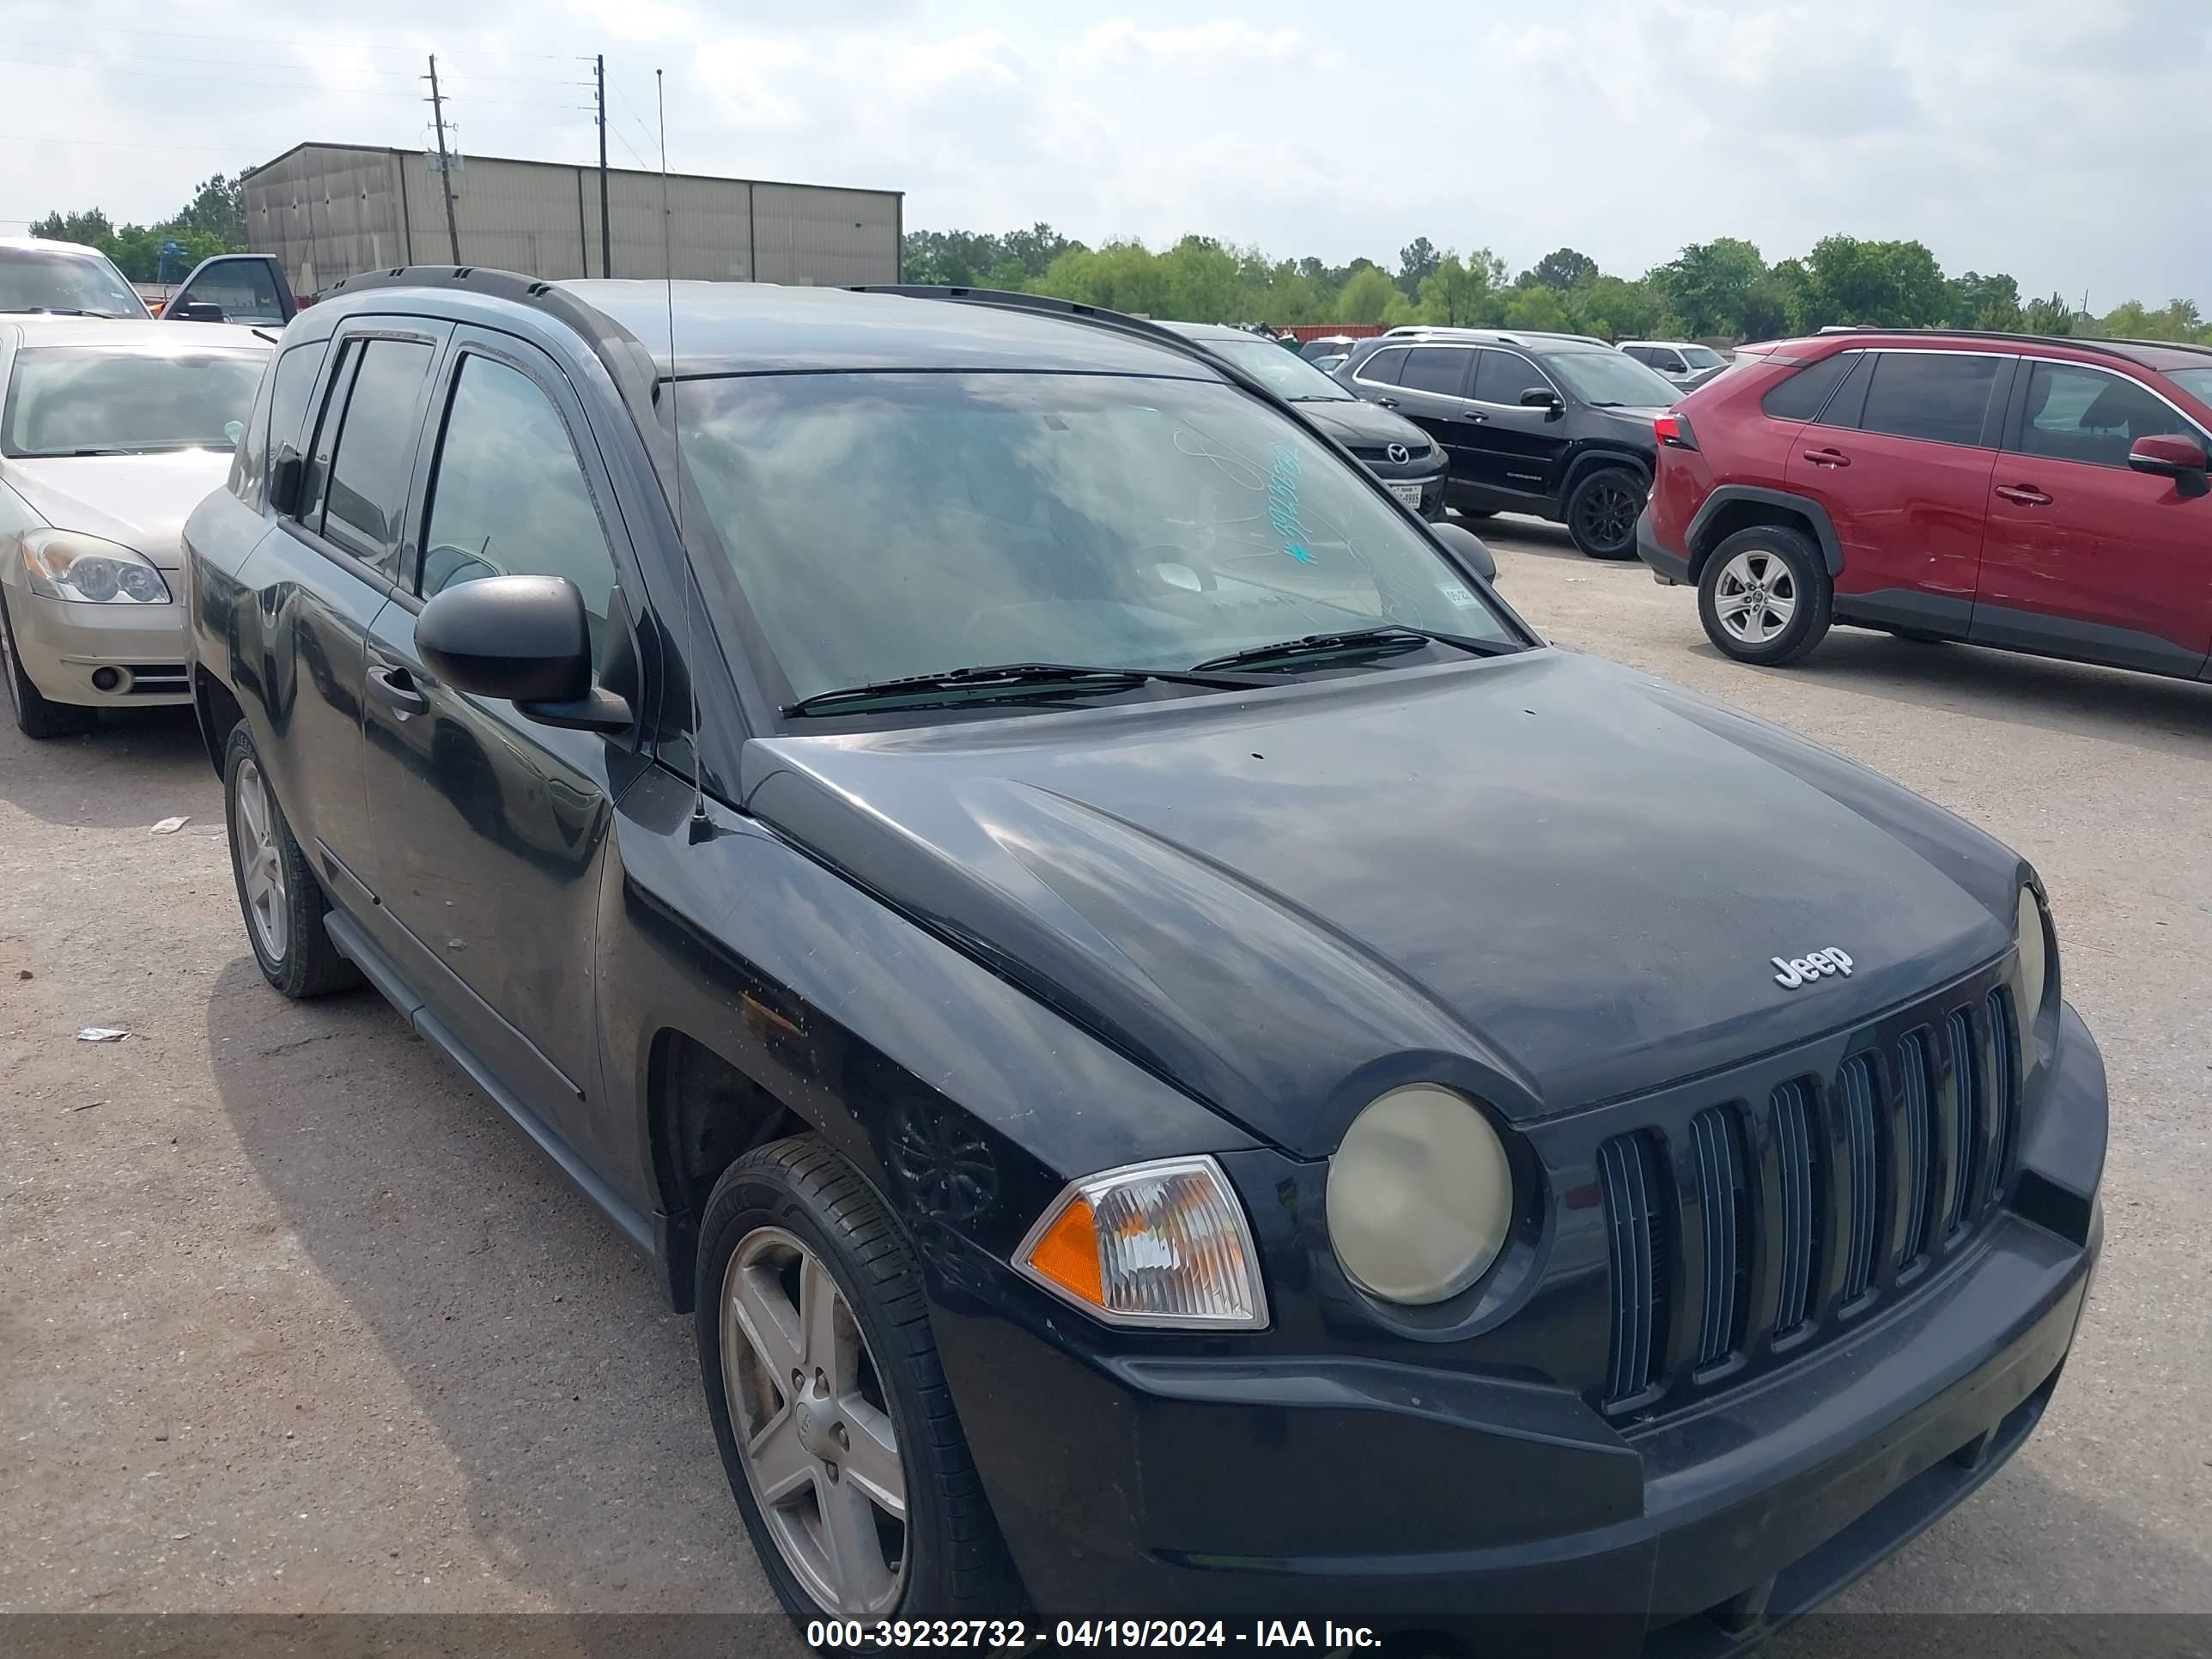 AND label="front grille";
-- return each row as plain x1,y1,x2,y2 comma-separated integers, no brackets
1597,976,2022,1412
